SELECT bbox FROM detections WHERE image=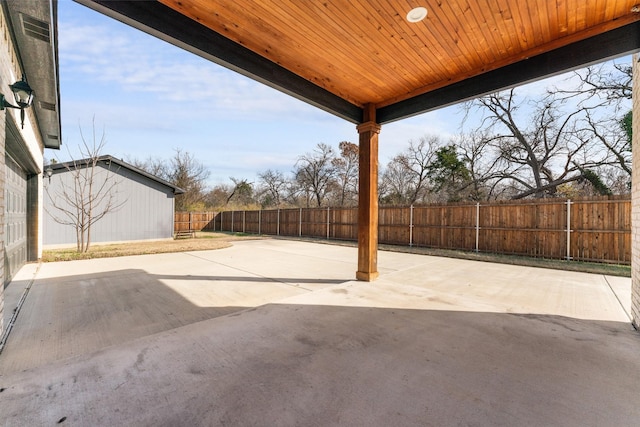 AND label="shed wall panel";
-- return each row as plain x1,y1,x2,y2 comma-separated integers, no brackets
43,163,176,246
